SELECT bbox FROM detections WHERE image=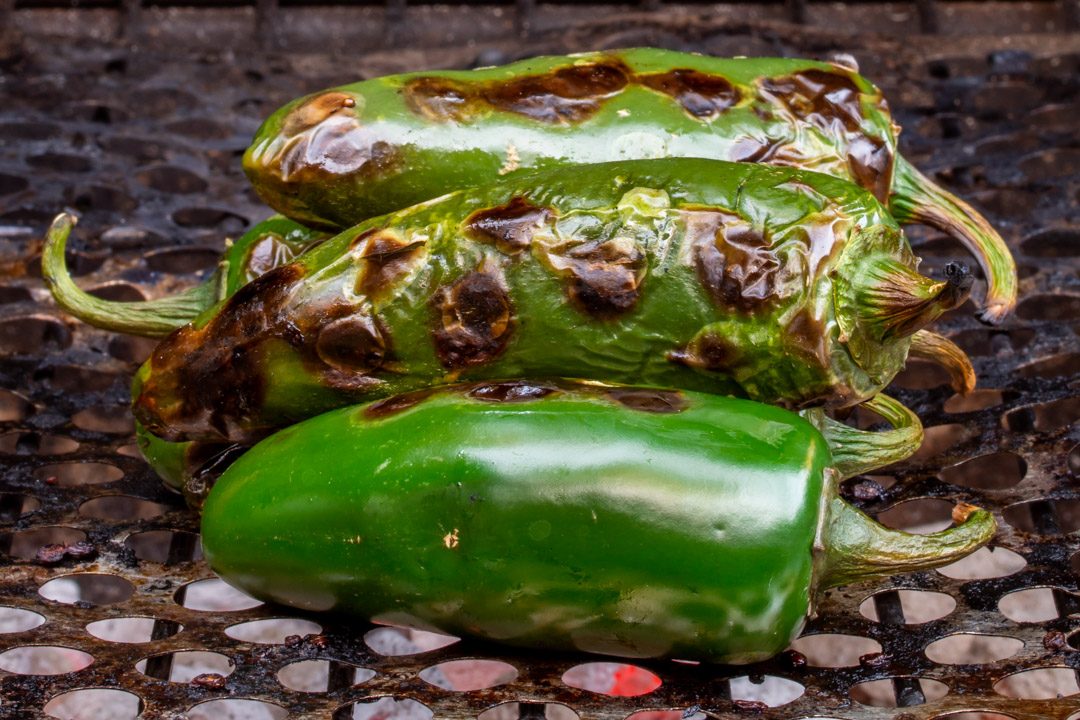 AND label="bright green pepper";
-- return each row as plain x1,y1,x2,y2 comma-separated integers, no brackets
243,48,1016,321
200,381,995,664
47,158,972,447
